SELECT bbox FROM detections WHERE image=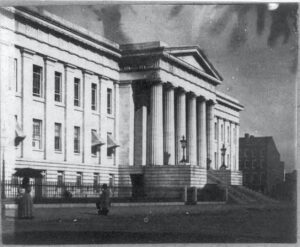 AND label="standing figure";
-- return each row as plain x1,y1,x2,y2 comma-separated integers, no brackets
17,177,33,219
96,183,110,215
